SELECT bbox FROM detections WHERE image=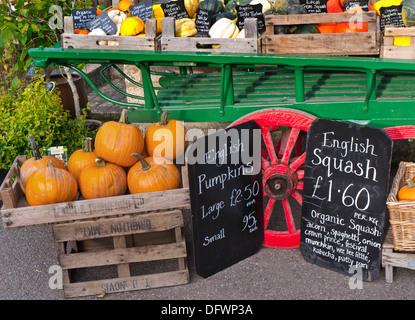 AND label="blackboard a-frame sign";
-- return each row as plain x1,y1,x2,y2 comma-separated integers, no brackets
300,119,392,281
187,121,264,278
